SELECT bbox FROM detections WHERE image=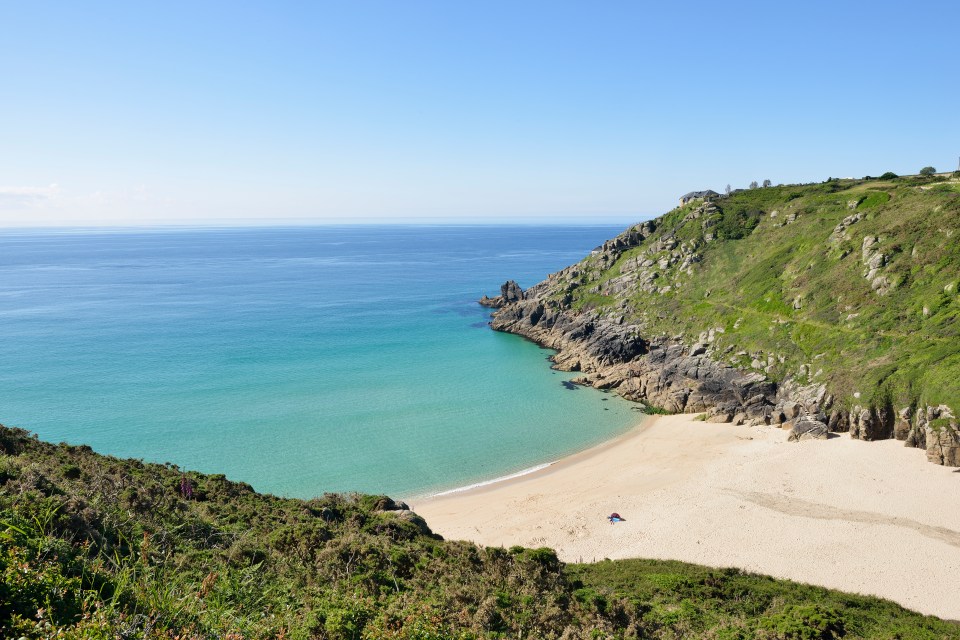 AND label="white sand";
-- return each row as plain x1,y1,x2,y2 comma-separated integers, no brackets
415,414,960,620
